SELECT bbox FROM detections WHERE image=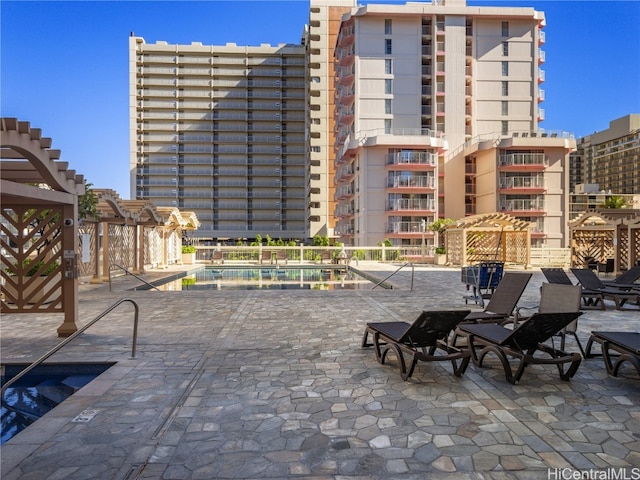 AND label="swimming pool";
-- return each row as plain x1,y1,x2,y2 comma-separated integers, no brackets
1,362,114,444
153,266,380,291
